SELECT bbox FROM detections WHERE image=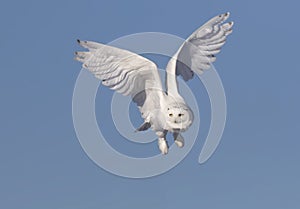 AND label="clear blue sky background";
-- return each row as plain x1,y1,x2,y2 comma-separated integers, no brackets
1,0,300,208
